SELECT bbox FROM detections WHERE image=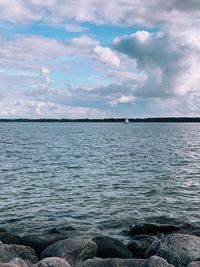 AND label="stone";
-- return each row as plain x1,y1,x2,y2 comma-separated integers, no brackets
20,234,69,256
92,236,132,258
36,257,71,267
0,242,38,264
0,233,21,245
75,256,174,267
41,239,97,265
147,233,200,267
129,223,180,236
0,228,7,233
0,258,28,267
187,262,200,267
127,235,158,258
